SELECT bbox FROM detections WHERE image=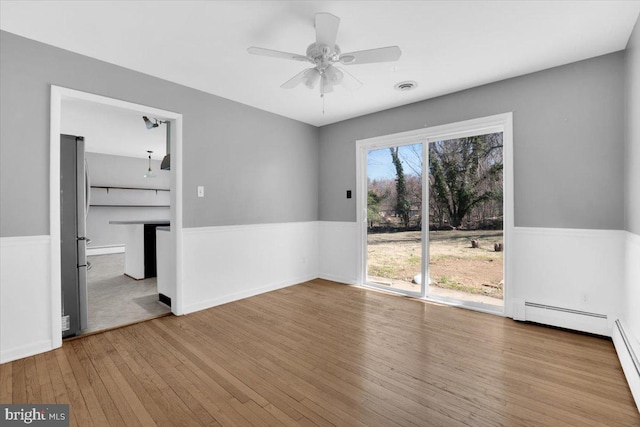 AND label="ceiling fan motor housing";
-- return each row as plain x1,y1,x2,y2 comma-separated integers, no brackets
306,43,341,68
